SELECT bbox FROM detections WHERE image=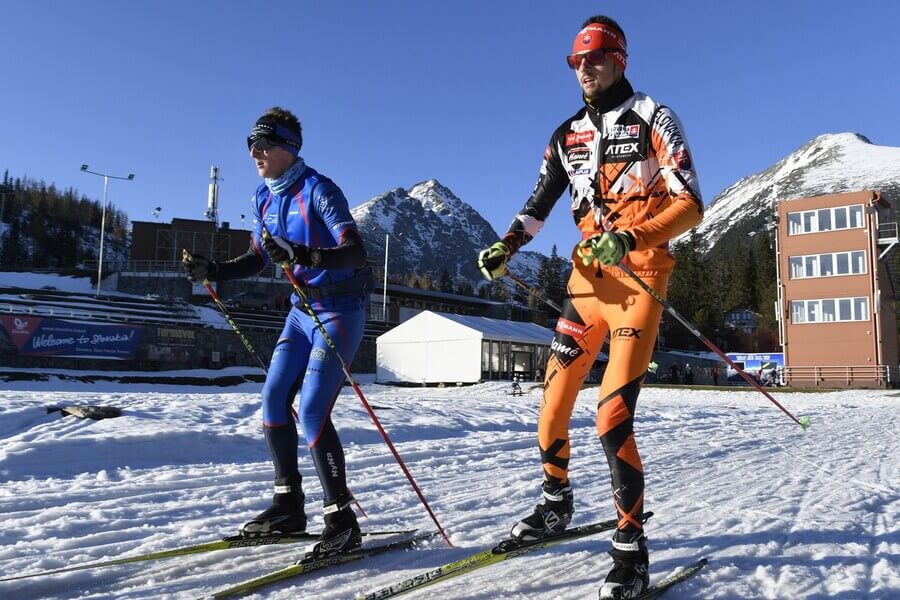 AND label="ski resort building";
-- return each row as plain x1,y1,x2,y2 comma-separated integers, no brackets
376,311,554,384
775,189,899,387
